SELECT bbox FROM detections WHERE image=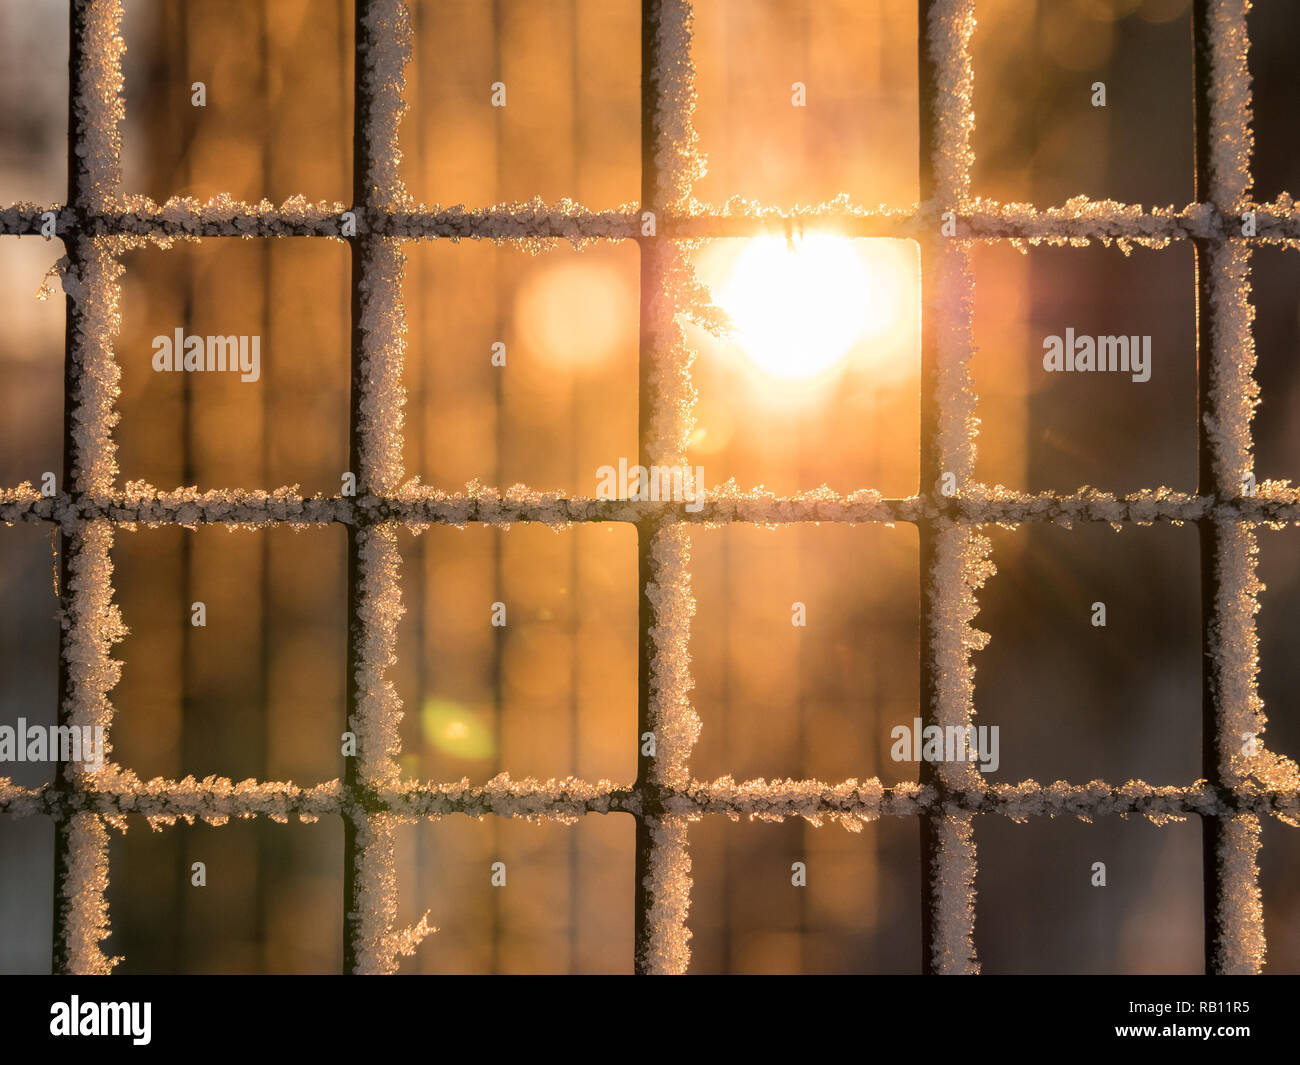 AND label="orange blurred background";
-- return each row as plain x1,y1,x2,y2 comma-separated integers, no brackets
1,0,1299,974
